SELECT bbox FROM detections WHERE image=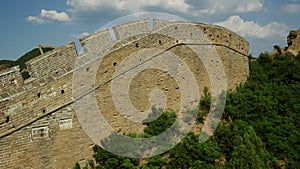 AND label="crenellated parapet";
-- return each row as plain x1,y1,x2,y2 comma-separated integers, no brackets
113,19,151,40
152,19,248,55
26,42,77,79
